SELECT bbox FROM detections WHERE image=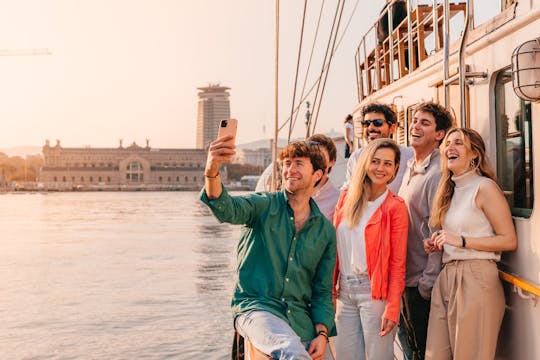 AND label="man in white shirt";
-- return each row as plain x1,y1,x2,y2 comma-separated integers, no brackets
343,102,413,193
